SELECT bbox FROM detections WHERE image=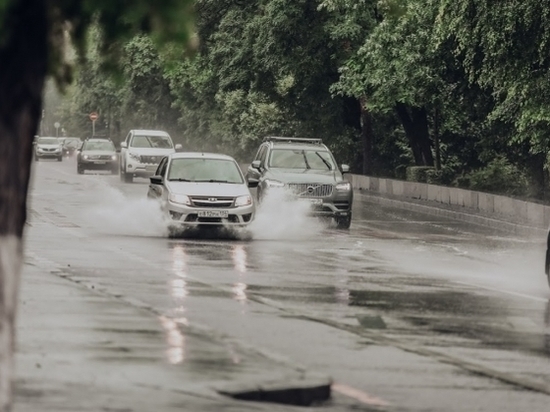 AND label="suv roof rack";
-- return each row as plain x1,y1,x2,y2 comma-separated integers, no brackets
263,136,323,145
